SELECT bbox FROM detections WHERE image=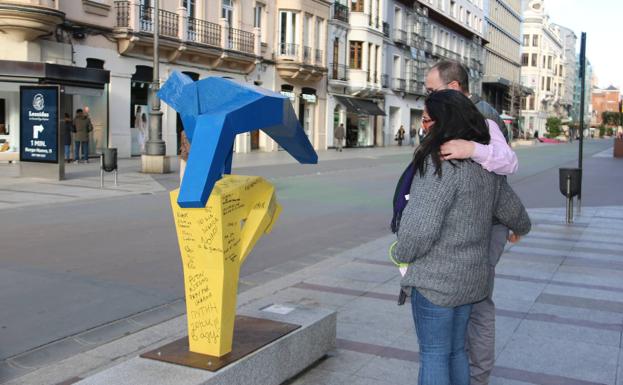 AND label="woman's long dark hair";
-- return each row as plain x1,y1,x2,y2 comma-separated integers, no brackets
413,89,490,177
